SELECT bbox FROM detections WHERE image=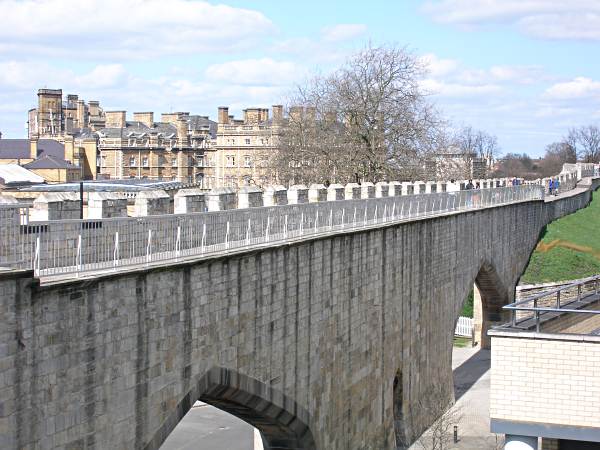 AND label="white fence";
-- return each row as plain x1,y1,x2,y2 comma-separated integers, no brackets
455,316,473,337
